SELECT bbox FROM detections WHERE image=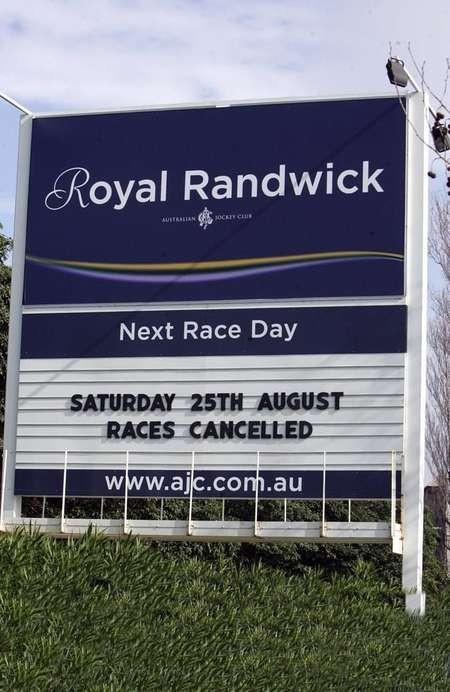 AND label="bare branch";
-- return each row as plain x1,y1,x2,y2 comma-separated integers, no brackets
436,58,450,114
408,42,450,116
427,199,450,568
430,199,450,282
